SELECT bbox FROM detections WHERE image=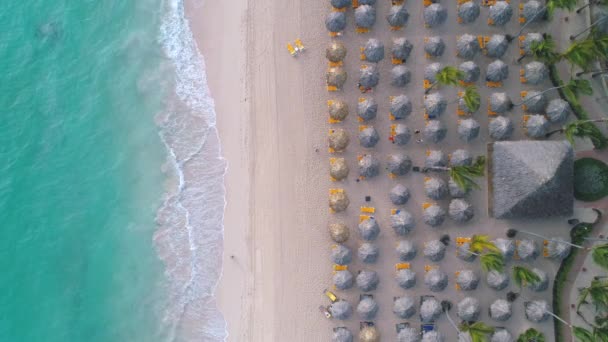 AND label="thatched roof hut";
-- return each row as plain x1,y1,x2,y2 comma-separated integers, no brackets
329,99,349,121
330,157,349,181
490,299,512,321
491,329,513,342
357,98,378,121
392,210,415,236
424,3,448,27
392,38,413,61
424,120,447,143
486,59,509,82
358,217,380,241
425,177,448,200
357,270,380,291
523,0,546,23
458,118,480,142
393,124,411,146
490,92,512,113
449,199,474,223
359,64,380,89
489,1,513,26
420,296,442,322
355,5,376,28
359,325,380,342
391,65,412,87
396,239,417,260
330,300,353,320
329,128,349,152
458,1,480,24
329,223,349,243
358,243,379,263
524,61,549,85
332,327,353,342
525,300,550,322
424,36,445,57
522,90,547,113
388,153,412,176
363,38,385,63
397,326,421,342
489,116,513,140
456,269,479,290
457,34,481,59
334,270,354,290
327,67,347,89
423,203,446,227
525,114,549,138
547,237,572,260
529,267,549,291
425,268,448,292
422,331,444,342
424,239,446,261
457,297,480,321
332,244,352,265
459,61,480,83
330,191,350,212
517,239,539,261
522,33,544,55
326,41,347,63
486,270,509,290
426,150,447,168
359,127,380,148
393,296,416,319
396,269,417,289
424,93,447,118
391,95,412,120
449,177,469,198
331,0,352,9
493,238,515,261
387,5,410,28
451,149,472,166
390,184,410,205
326,11,347,33
486,34,509,58
357,296,379,320
425,63,443,82
546,98,571,123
